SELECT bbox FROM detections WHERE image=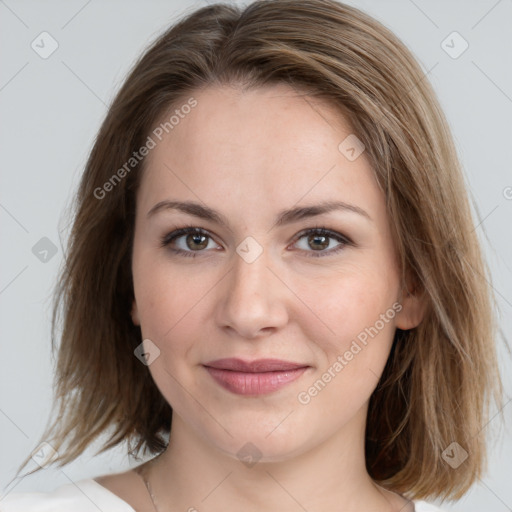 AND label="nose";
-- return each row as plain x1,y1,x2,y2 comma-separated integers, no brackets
216,244,289,339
